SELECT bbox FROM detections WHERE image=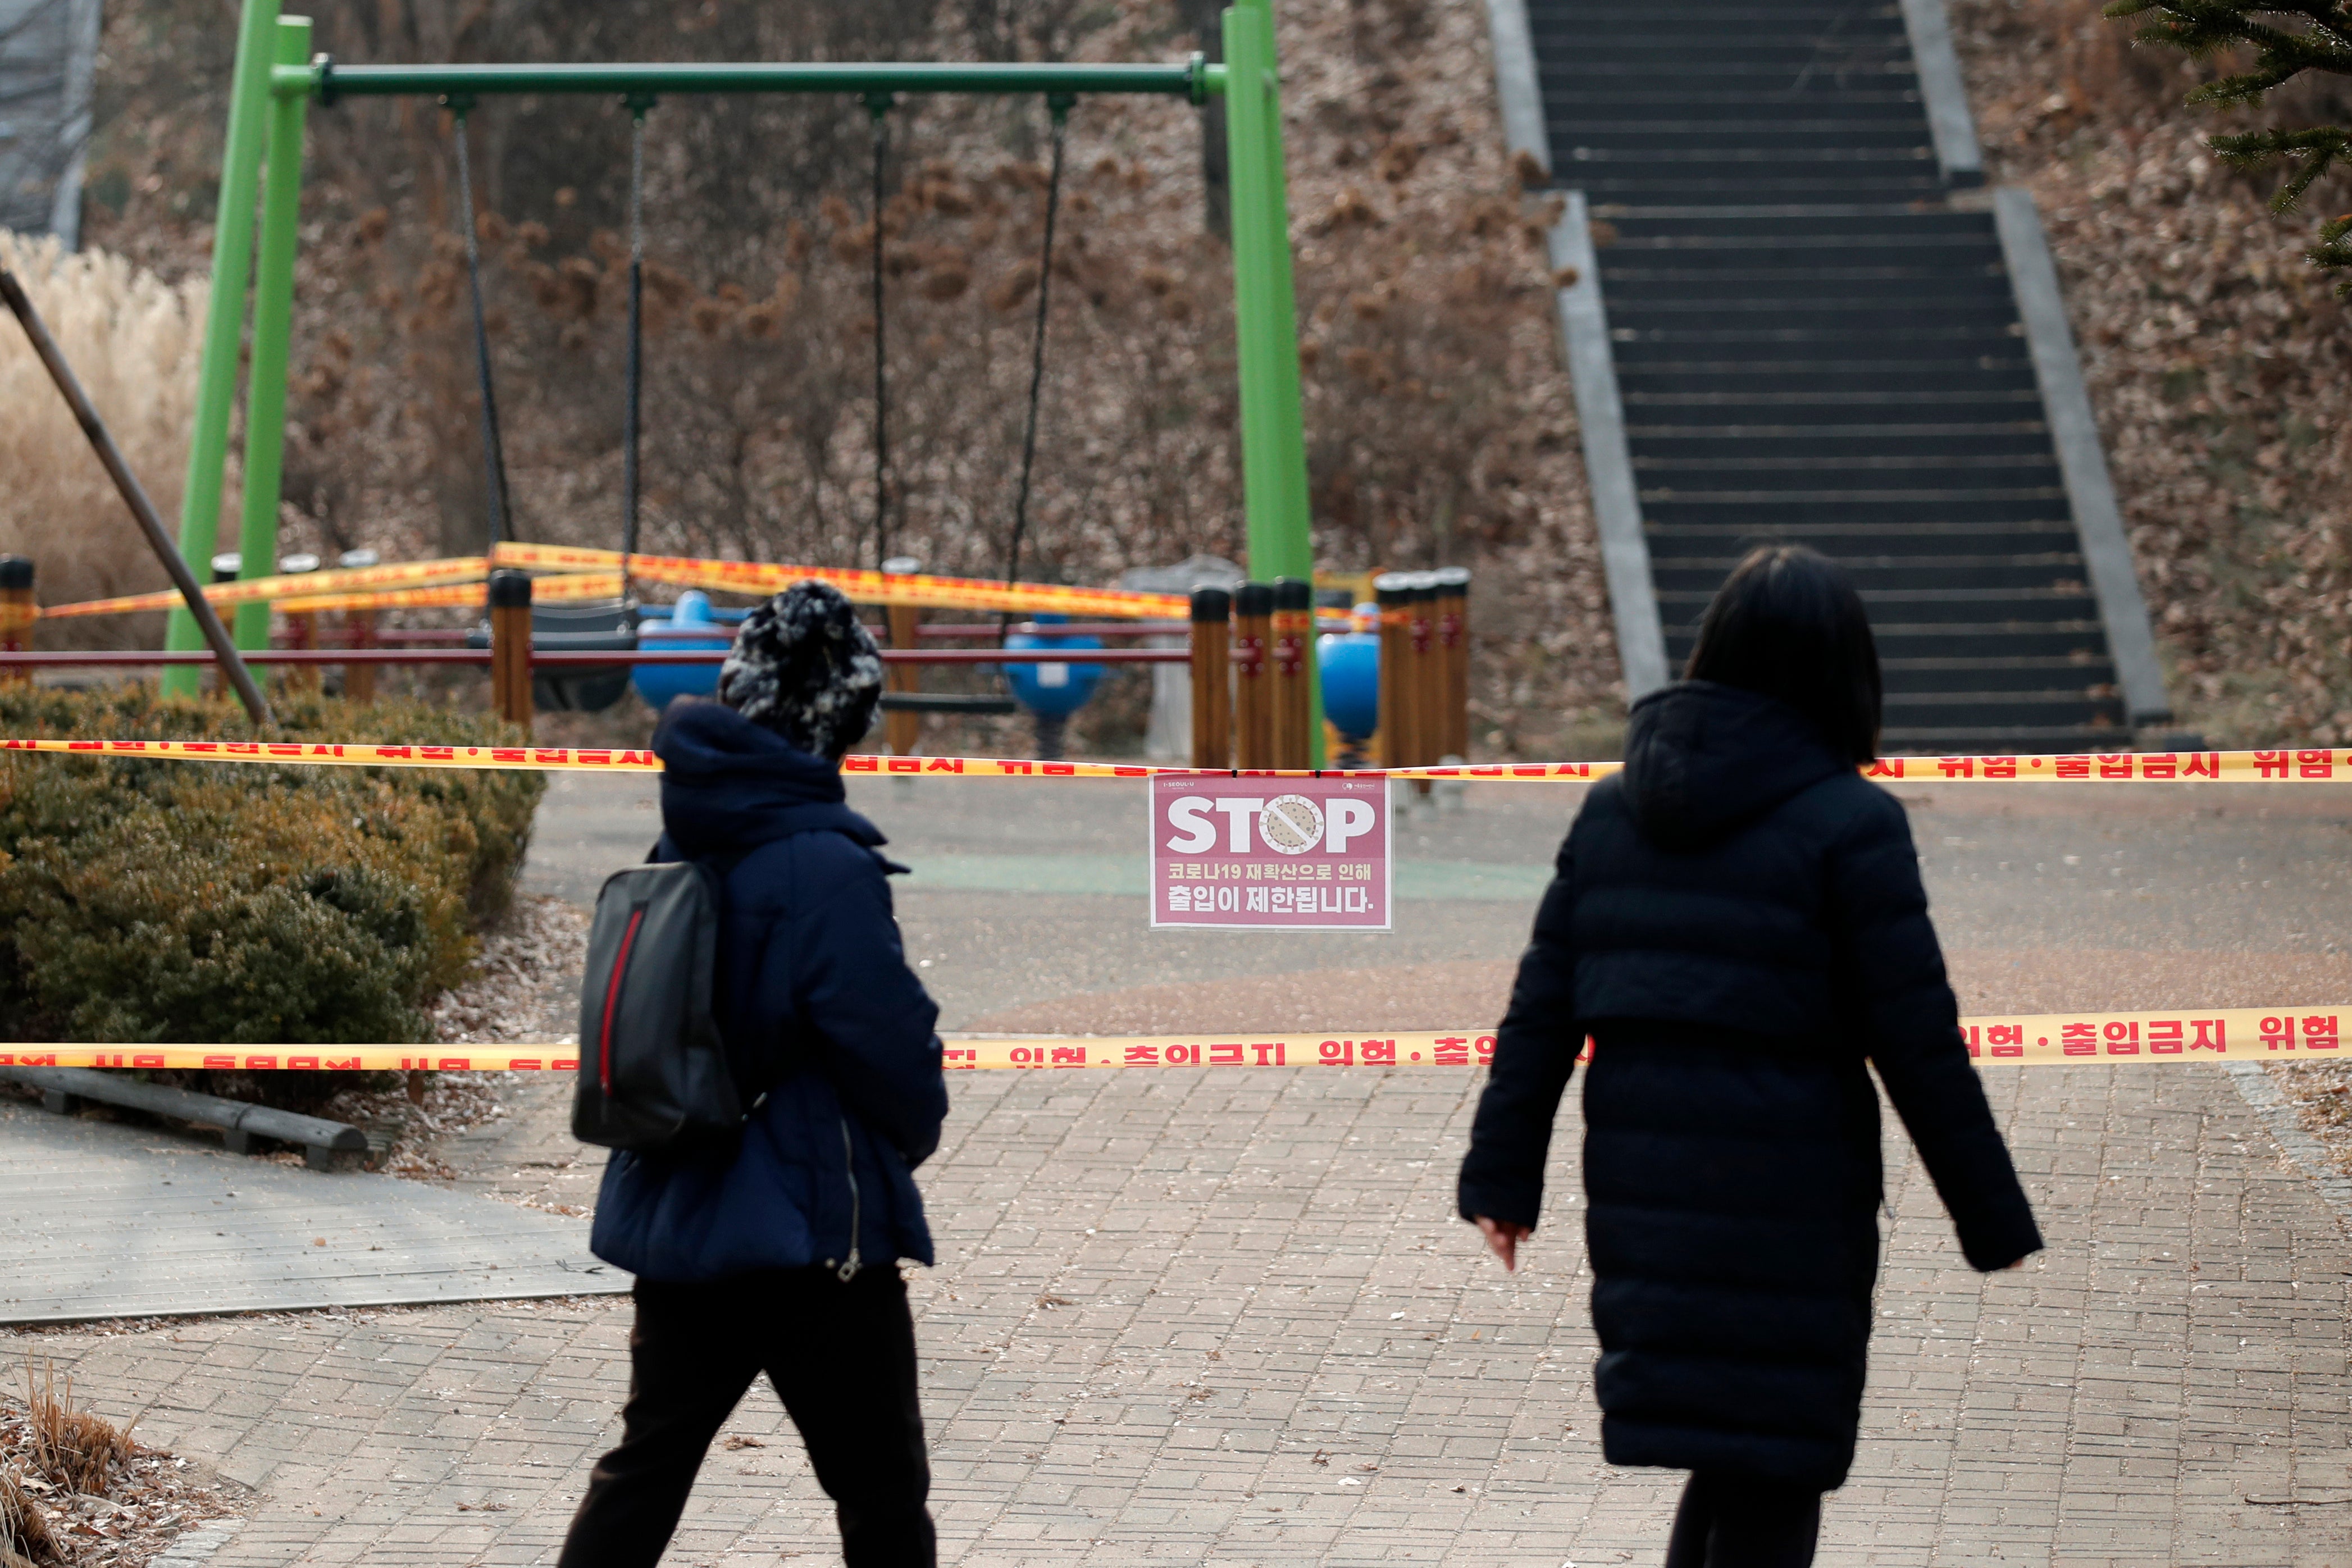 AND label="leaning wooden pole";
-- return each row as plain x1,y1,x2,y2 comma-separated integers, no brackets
0,264,275,728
